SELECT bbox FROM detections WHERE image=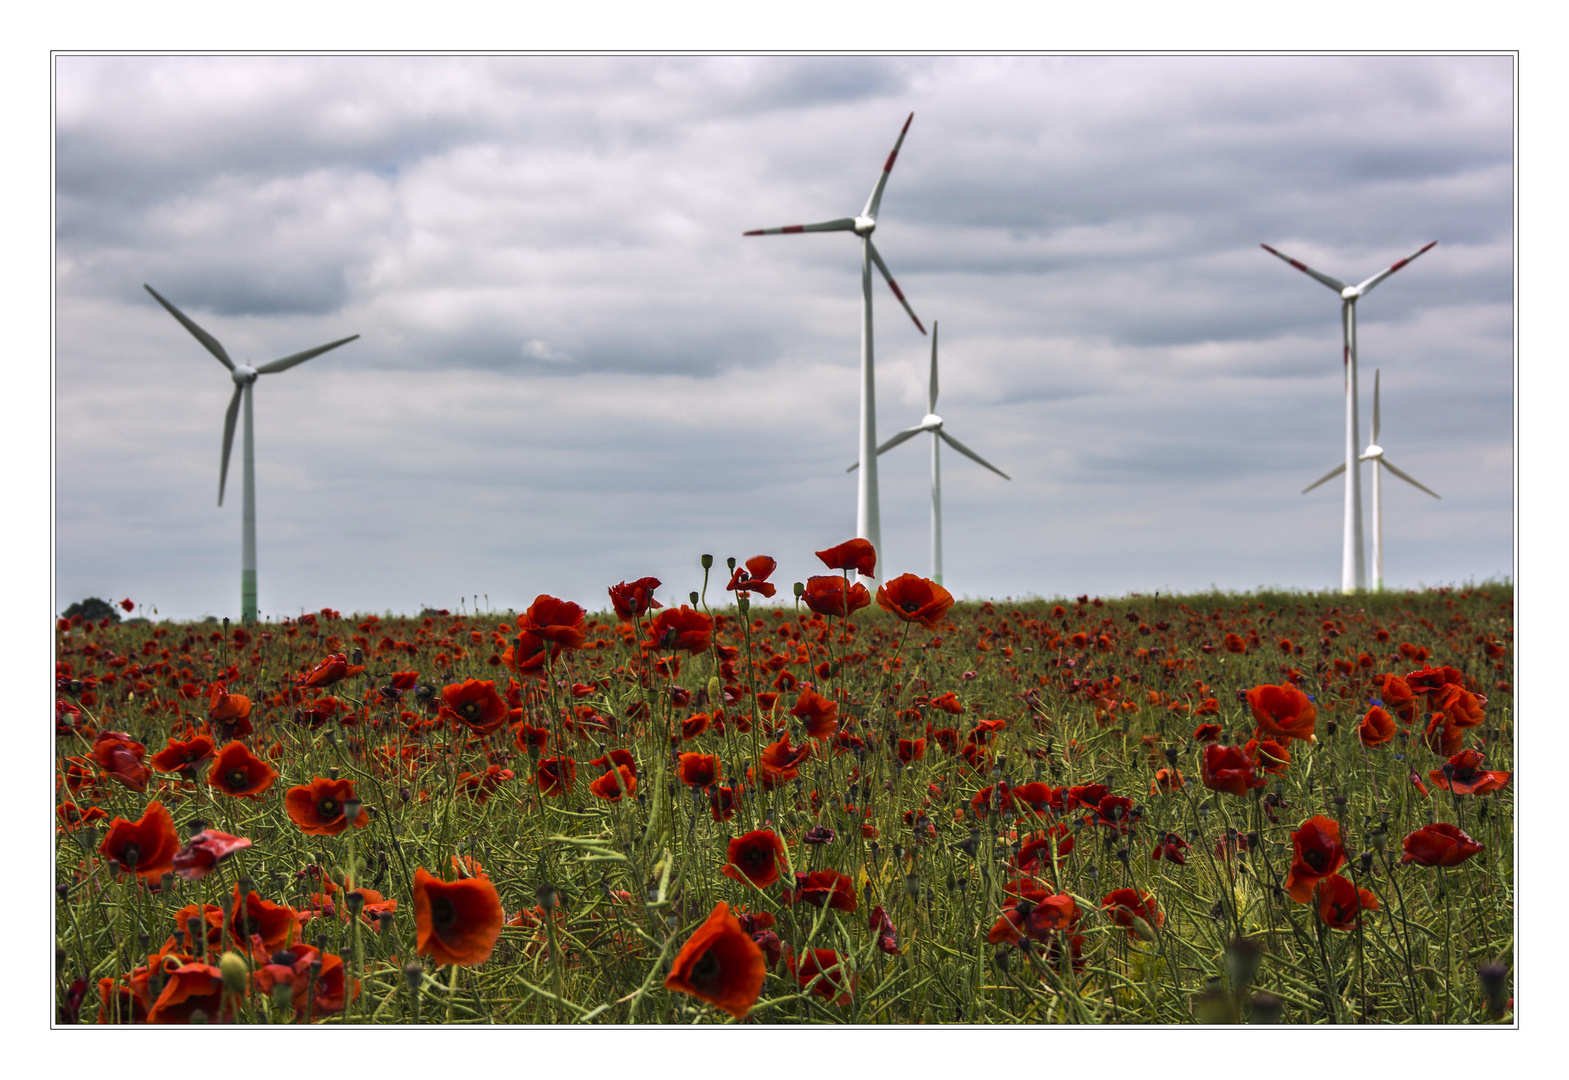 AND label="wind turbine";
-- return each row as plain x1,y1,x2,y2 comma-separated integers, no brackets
745,113,927,571
1302,369,1439,593
1261,239,1436,593
847,322,1009,585
144,284,358,624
